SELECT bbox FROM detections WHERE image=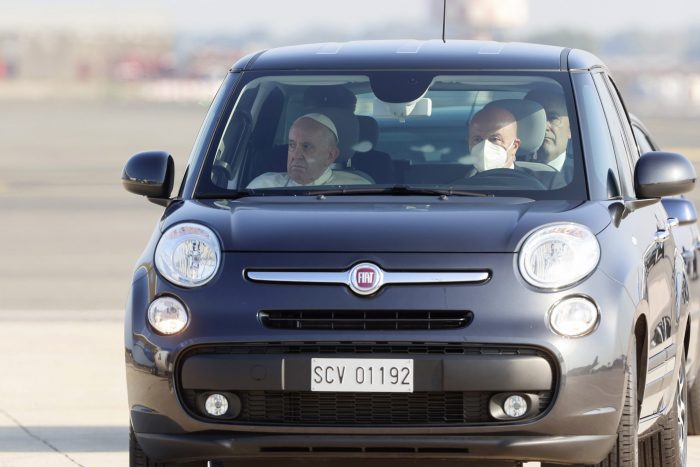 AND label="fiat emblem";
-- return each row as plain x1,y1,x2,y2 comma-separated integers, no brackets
348,262,384,296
